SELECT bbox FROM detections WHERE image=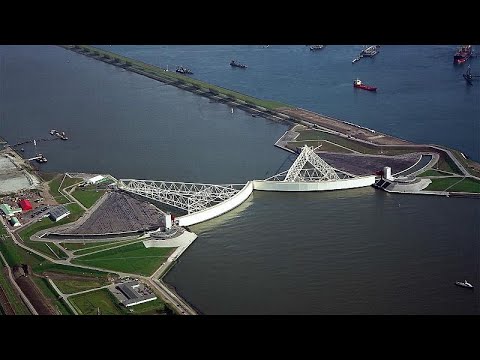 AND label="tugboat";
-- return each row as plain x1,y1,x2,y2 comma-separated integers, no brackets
310,45,324,51
454,45,472,64
455,280,474,289
230,60,247,69
175,66,193,74
353,79,377,92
